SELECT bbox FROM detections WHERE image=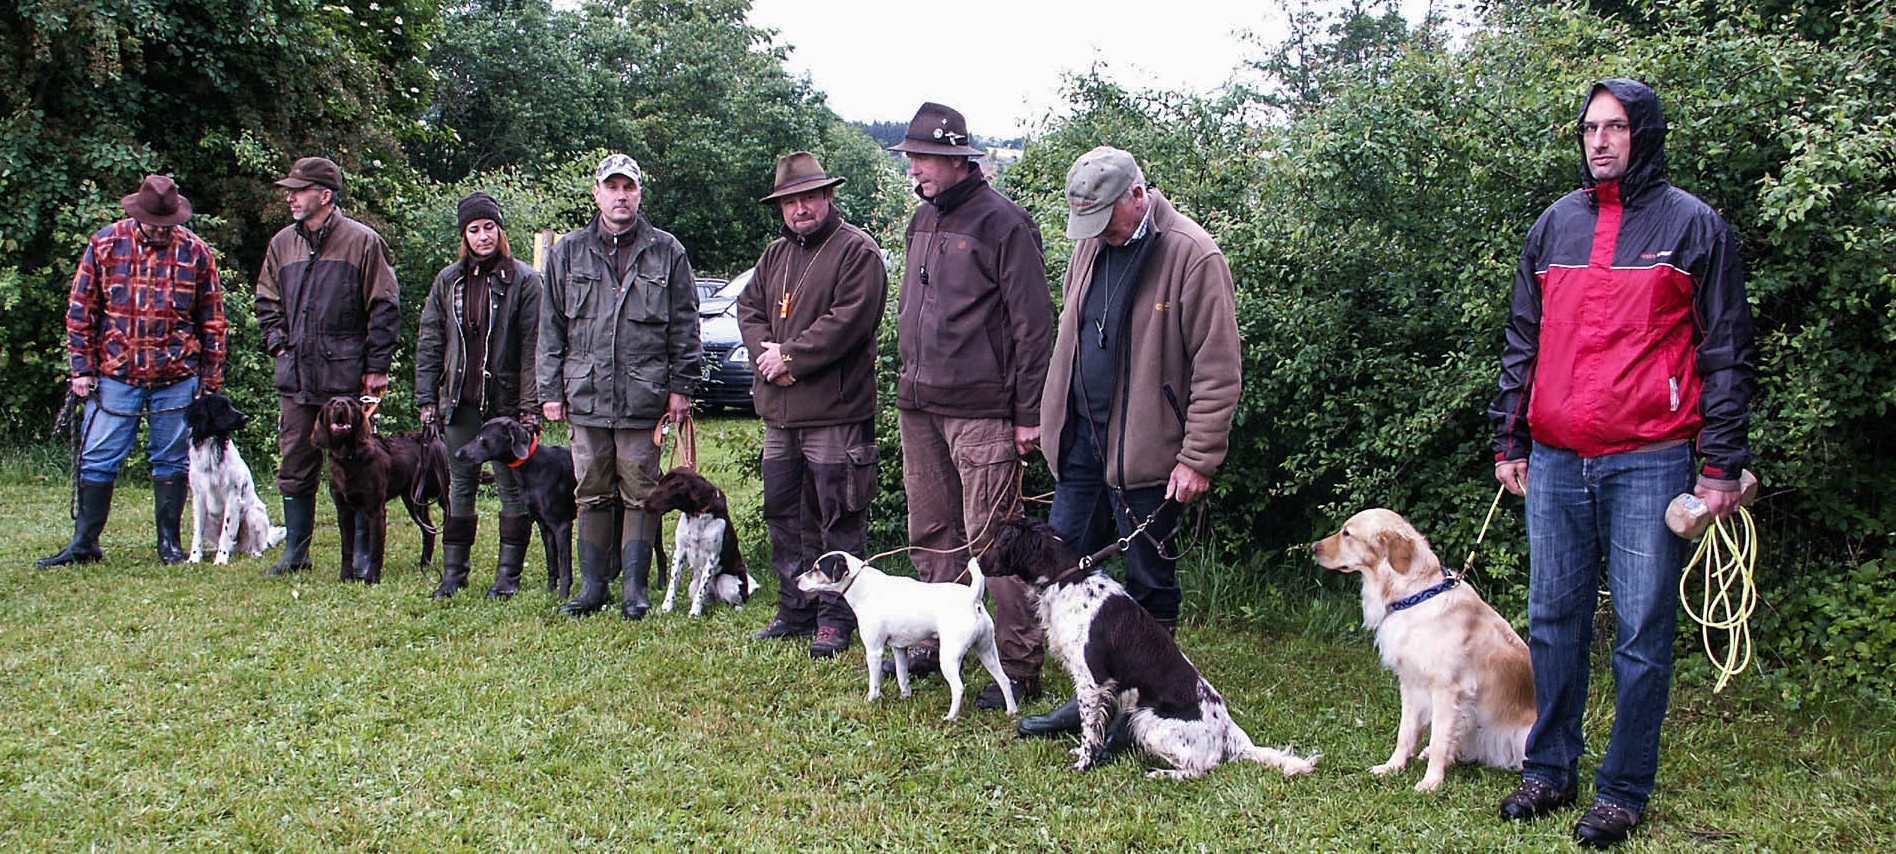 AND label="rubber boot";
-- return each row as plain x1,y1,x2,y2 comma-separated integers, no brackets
560,507,617,616
265,493,315,576
487,513,531,599
432,515,477,598
620,509,655,620
1017,698,1082,738
38,480,115,567
153,475,188,565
